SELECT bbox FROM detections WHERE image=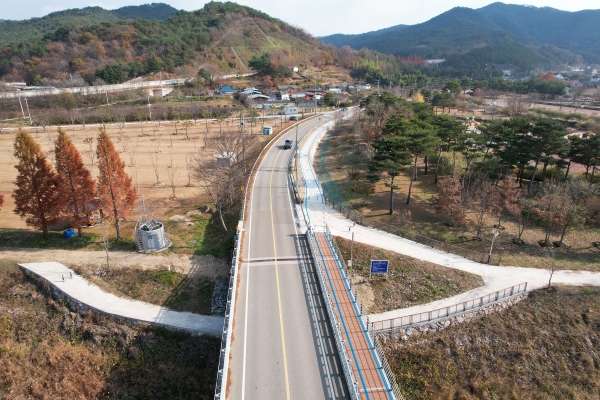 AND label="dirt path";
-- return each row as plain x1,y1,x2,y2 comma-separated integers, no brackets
0,248,229,279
